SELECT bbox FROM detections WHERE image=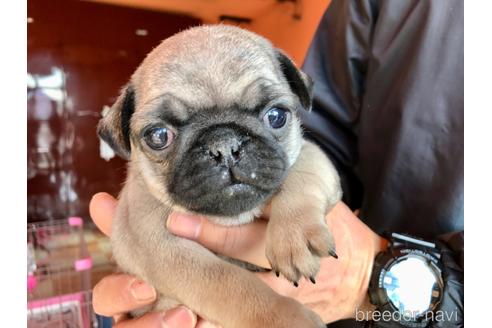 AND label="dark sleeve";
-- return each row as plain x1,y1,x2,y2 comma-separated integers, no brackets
431,232,463,327
300,0,379,209
302,1,464,327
